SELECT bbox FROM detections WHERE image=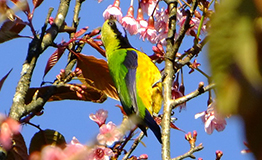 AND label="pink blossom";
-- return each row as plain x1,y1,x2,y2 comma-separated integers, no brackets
153,8,169,45
97,121,123,146
102,0,122,22
0,116,21,150
122,6,139,35
138,154,149,159
138,16,157,43
63,137,86,157
139,0,158,16
150,43,165,63
176,9,183,22
136,8,148,30
41,146,67,160
154,8,168,33
88,145,113,160
177,9,208,36
195,102,227,134
89,109,108,127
